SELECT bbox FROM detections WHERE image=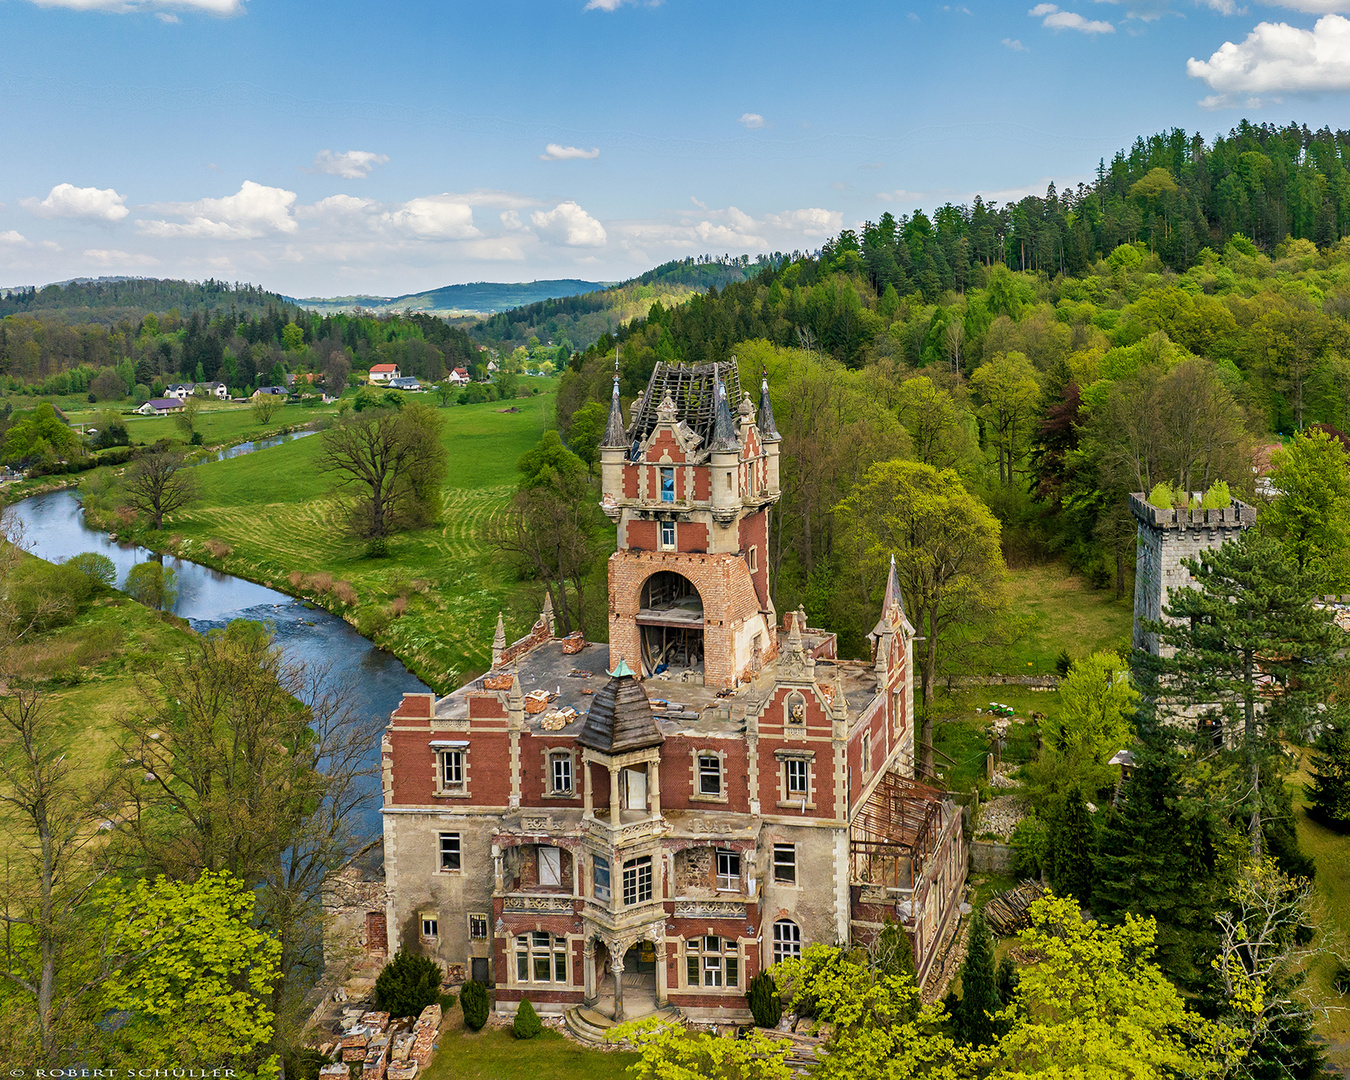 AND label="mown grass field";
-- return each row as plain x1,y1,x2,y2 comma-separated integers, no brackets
1290,753,1350,1071
120,387,560,691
